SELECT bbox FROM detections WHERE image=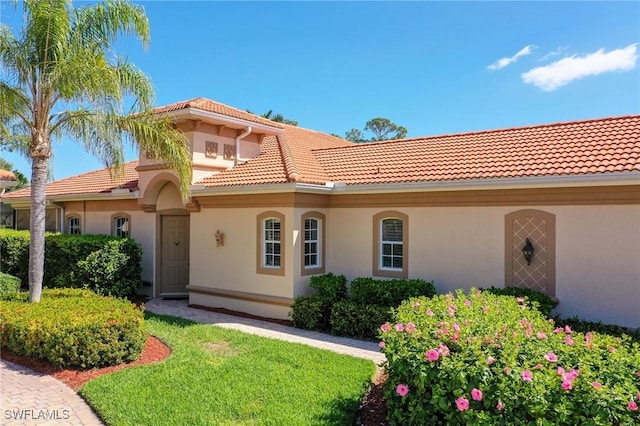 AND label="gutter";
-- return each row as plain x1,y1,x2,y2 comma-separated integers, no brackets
235,126,252,166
